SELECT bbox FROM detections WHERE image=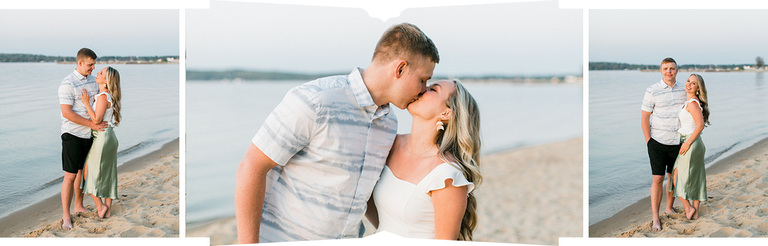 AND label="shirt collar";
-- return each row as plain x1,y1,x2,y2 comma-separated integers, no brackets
349,67,376,108
658,79,677,89
73,69,89,81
